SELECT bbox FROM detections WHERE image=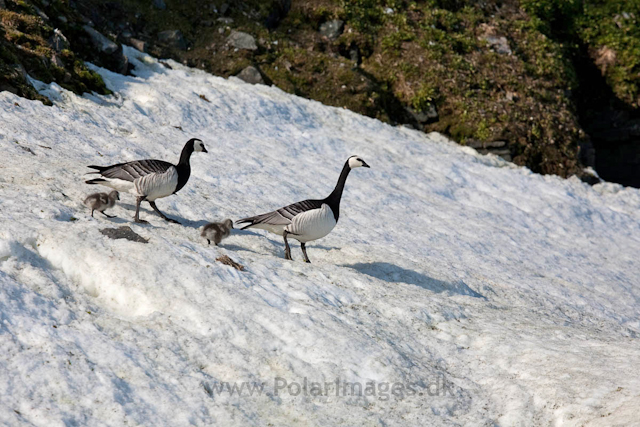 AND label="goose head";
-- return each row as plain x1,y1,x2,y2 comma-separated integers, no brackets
348,155,370,169
189,138,208,153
